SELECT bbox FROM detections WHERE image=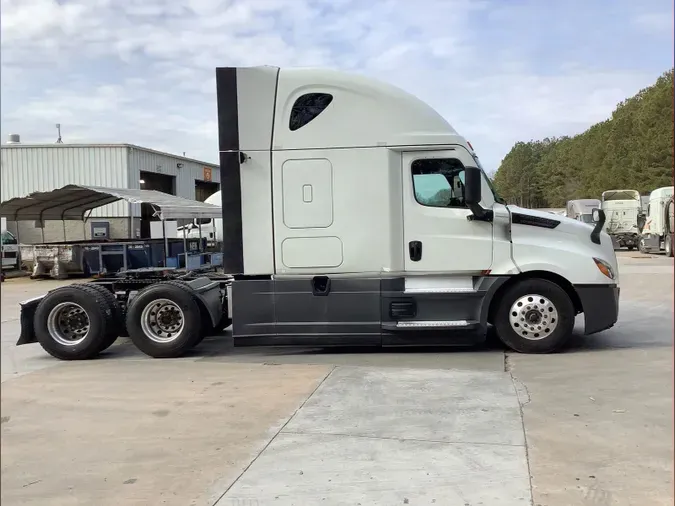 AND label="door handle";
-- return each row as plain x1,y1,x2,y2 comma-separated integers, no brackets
409,241,422,262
